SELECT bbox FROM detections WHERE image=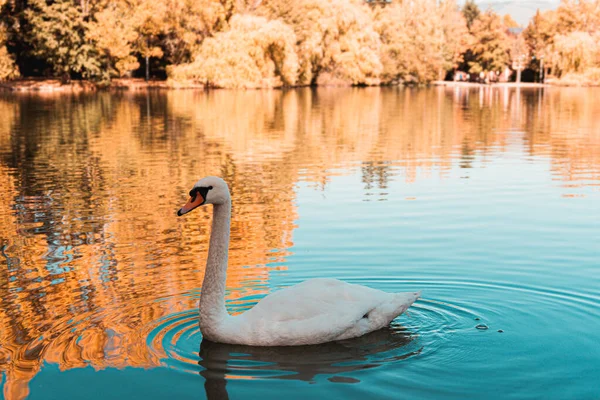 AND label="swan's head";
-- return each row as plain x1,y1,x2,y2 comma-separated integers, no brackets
177,176,230,216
